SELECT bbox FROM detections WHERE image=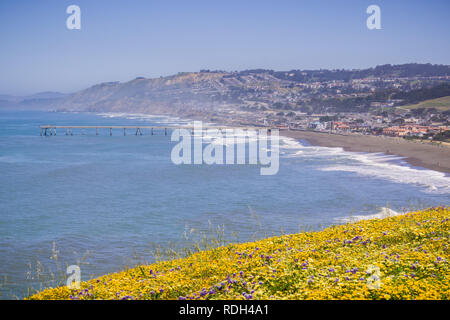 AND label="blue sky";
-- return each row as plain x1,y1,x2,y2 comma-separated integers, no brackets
0,0,449,95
